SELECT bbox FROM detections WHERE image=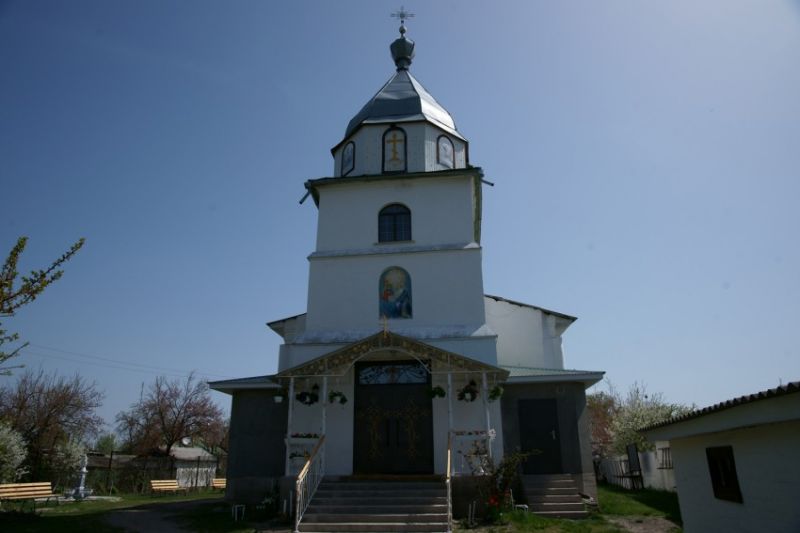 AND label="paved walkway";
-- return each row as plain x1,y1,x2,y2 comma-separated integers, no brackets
104,498,218,533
